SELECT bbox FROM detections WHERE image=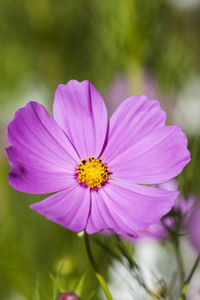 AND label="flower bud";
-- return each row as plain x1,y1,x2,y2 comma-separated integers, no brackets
56,292,80,300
